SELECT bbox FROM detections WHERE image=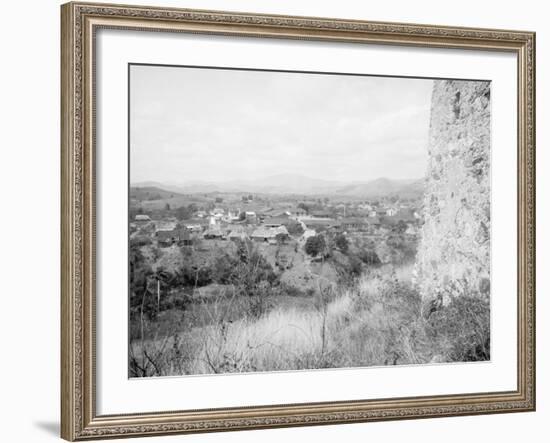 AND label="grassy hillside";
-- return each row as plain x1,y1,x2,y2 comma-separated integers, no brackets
130,186,183,201
129,262,489,376
130,186,216,211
